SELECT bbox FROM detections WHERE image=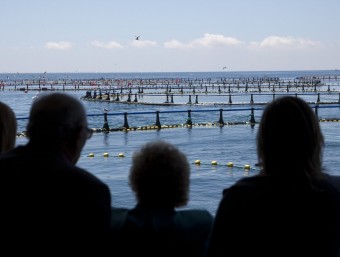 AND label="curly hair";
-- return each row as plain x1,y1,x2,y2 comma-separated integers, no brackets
129,140,190,208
